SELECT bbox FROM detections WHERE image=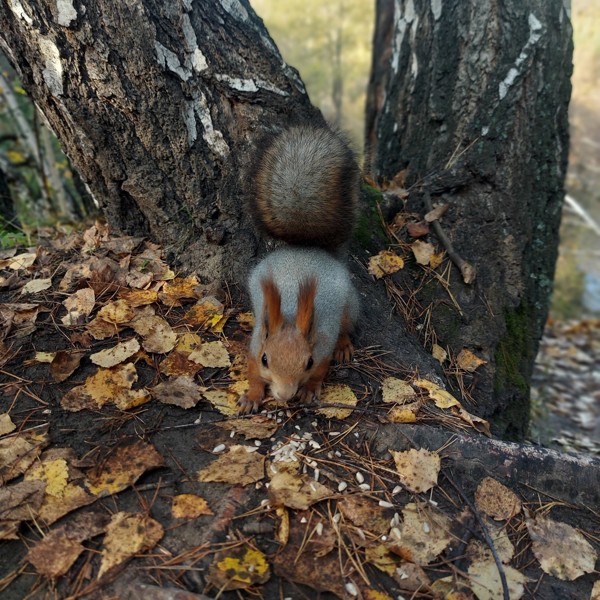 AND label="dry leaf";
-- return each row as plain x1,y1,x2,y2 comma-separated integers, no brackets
406,220,430,238
414,378,460,408
316,384,357,419
50,350,85,382
8,252,36,270
268,471,332,510
188,340,231,368
411,240,435,266
0,480,46,530
468,561,527,600
0,413,16,436
90,338,140,368
98,512,164,580
26,512,109,577
85,442,165,497
424,203,449,222
183,296,224,327
365,544,399,576
171,494,213,519
368,250,405,279
457,348,487,372
432,344,447,364
118,289,158,307
158,275,200,306
216,415,279,440
21,278,52,295
393,562,431,592
526,515,597,580
475,477,521,520
0,428,49,484
131,314,177,354
197,445,265,486
391,448,440,493
97,299,135,325
202,388,239,415
151,376,203,409
338,495,390,537
208,545,270,591
381,377,415,404
388,402,420,423
61,363,150,412
391,502,452,565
